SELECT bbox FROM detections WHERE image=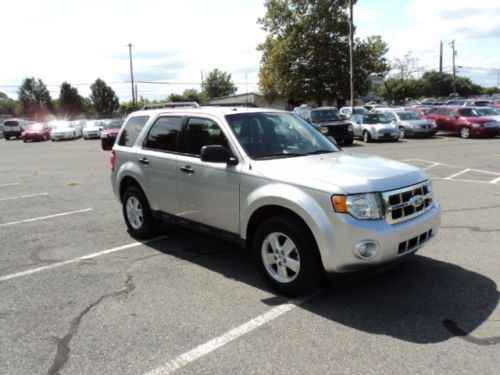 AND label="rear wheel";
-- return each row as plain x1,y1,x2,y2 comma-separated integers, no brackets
122,185,158,238
460,126,470,139
362,131,371,143
399,126,406,139
253,215,322,296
